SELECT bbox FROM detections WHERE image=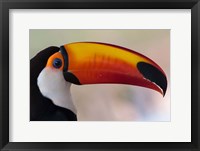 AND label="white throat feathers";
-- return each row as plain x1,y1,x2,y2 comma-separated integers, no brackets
37,67,77,114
